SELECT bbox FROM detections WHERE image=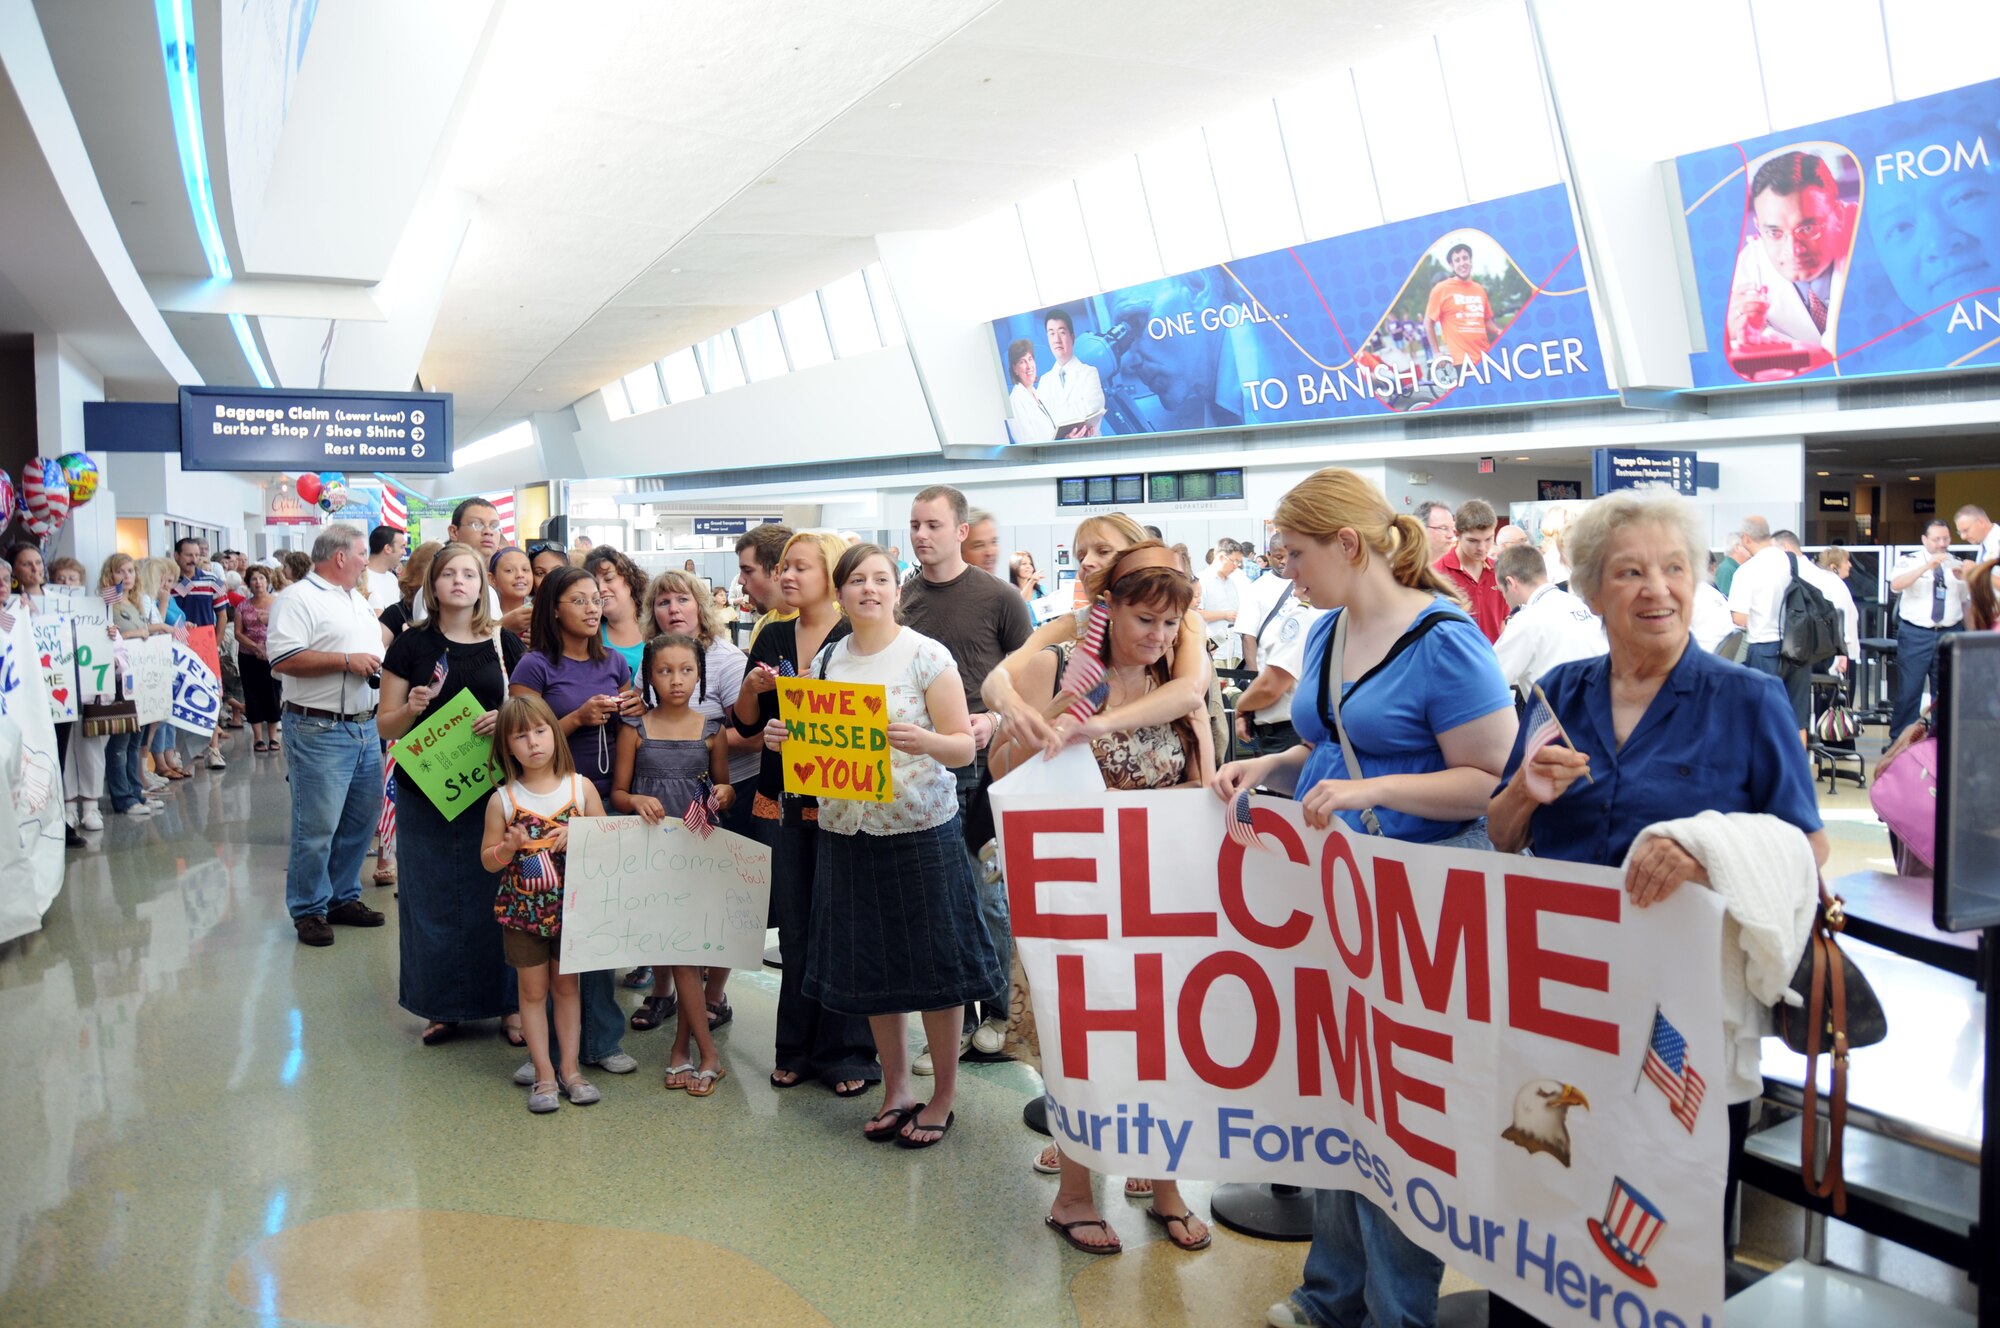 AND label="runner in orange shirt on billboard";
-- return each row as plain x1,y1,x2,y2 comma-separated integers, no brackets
1424,241,1502,364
